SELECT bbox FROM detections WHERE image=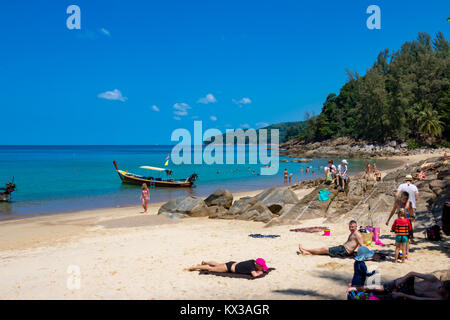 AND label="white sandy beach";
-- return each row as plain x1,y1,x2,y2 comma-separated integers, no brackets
0,152,448,300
